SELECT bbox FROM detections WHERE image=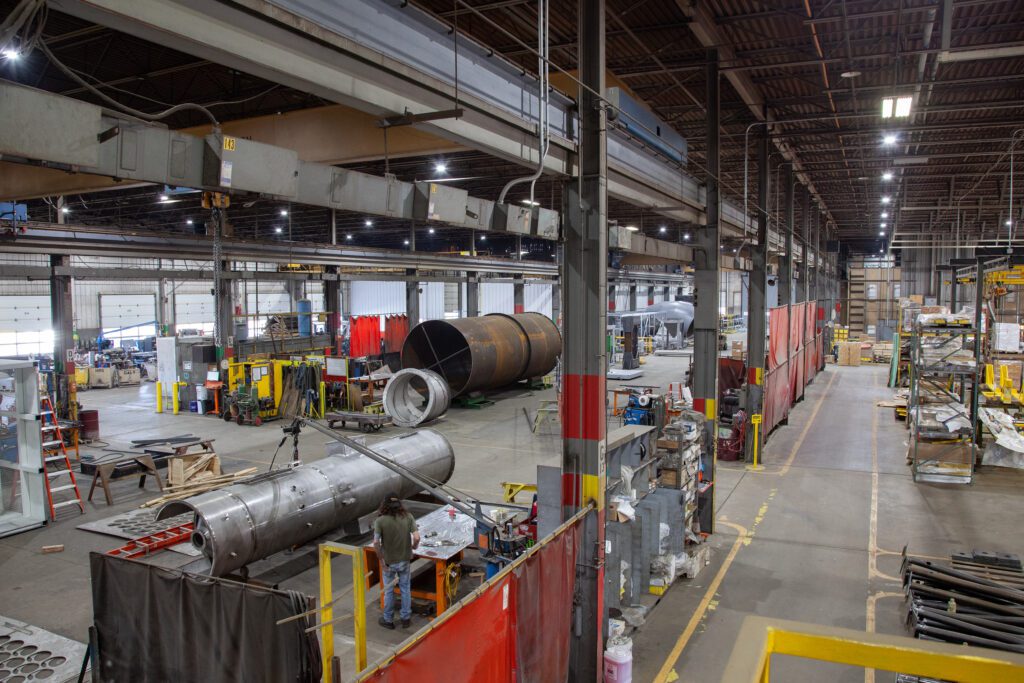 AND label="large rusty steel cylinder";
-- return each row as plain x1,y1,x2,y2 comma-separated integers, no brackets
156,430,455,576
401,312,561,396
